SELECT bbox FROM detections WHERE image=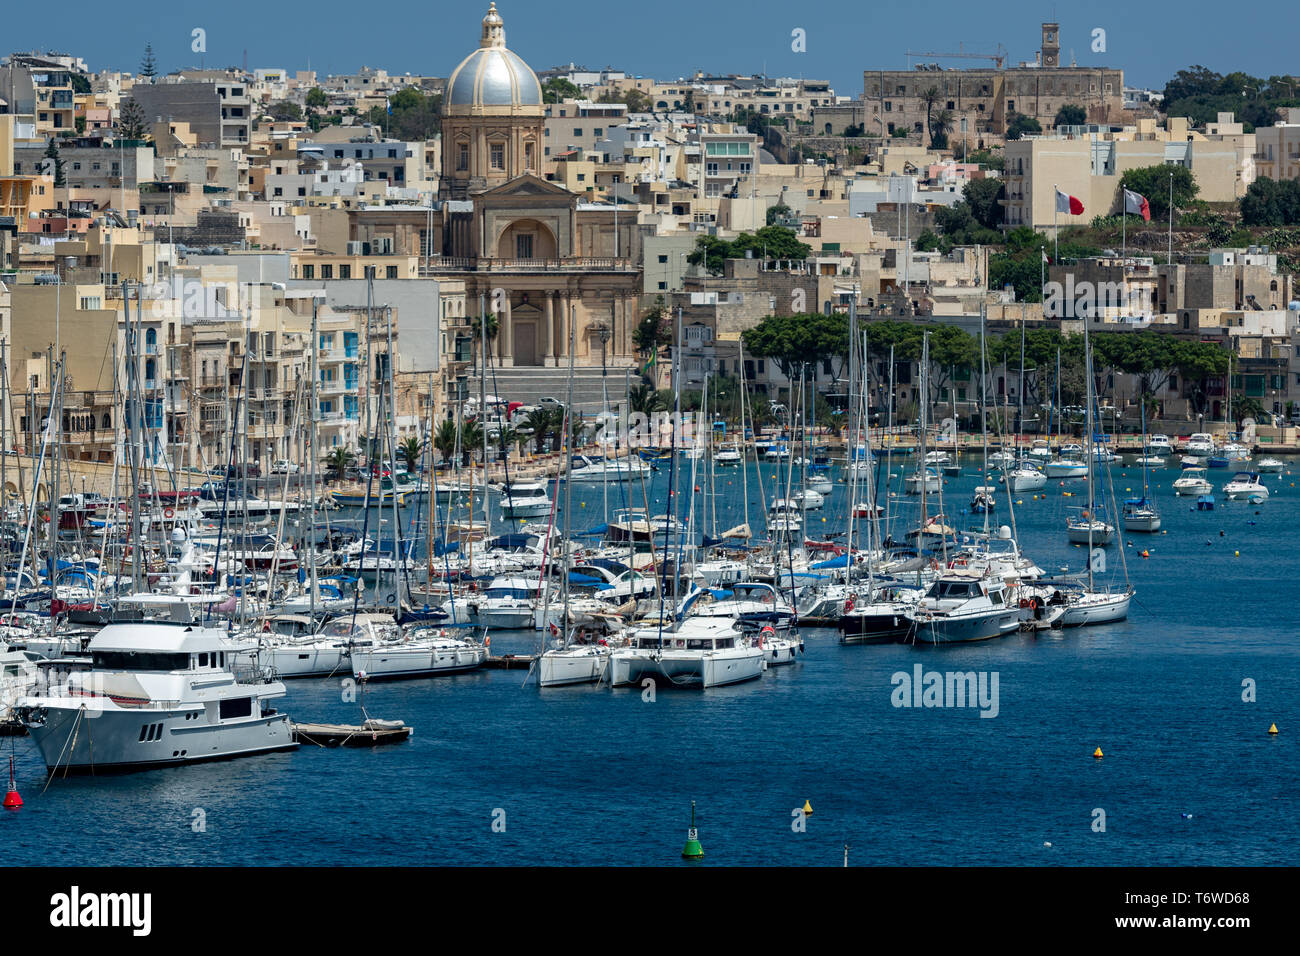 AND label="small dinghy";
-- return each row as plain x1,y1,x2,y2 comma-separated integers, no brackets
292,718,413,747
